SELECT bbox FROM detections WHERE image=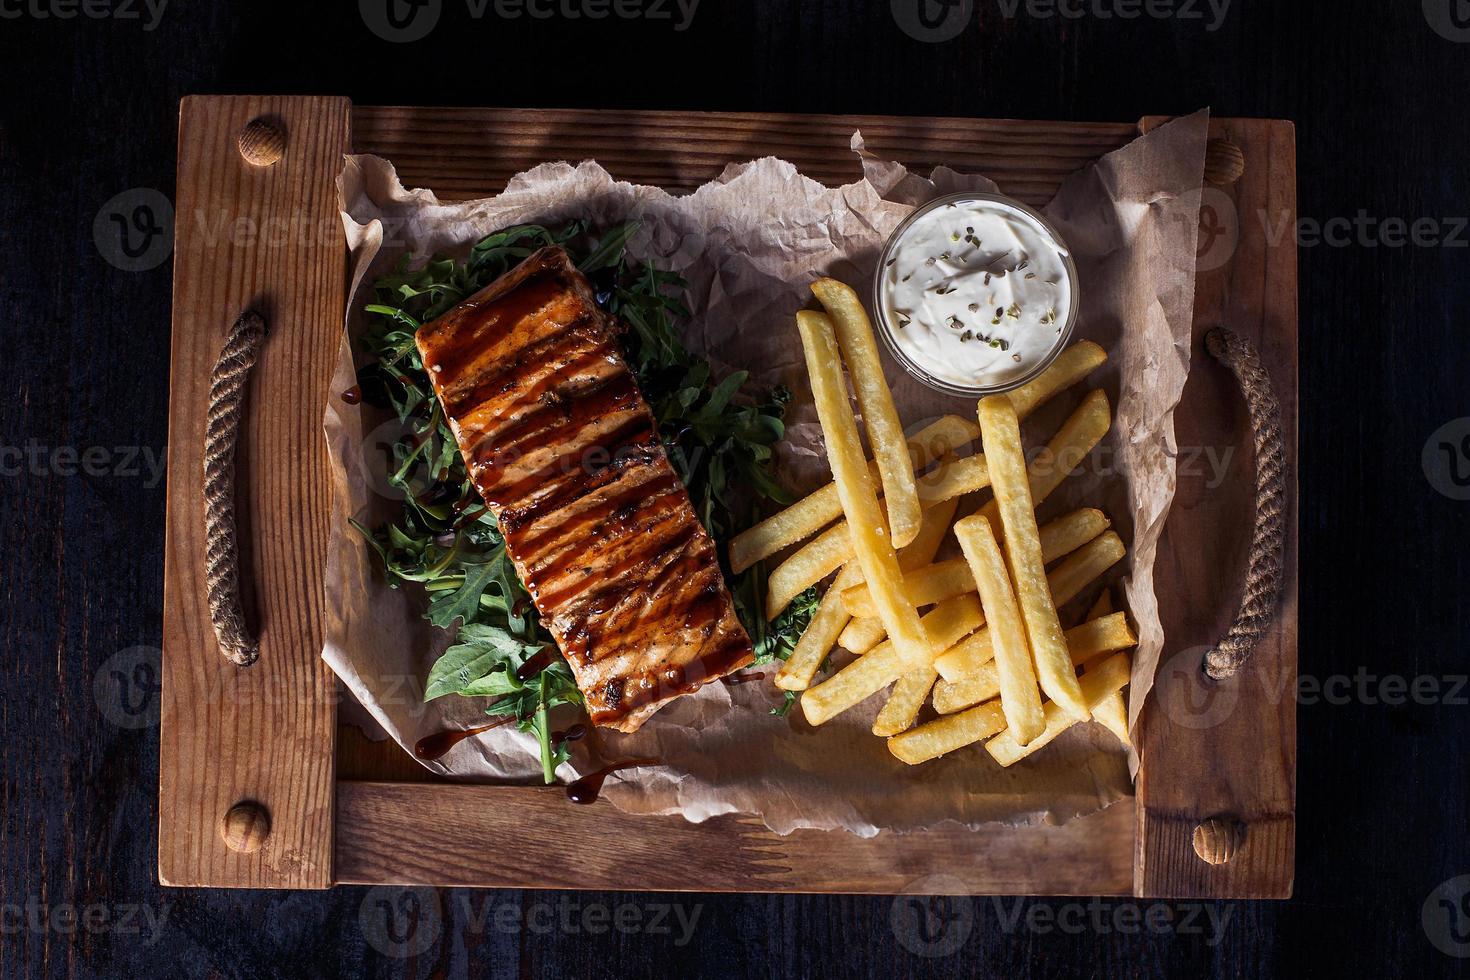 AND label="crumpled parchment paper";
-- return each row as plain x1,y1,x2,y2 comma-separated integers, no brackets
323,110,1208,836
